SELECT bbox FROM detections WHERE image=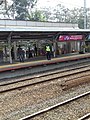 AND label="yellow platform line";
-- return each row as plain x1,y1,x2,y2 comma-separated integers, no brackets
0,53,90,69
